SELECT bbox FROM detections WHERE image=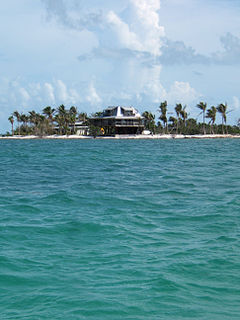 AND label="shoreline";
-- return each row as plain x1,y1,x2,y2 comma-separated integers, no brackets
1,134,240,140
